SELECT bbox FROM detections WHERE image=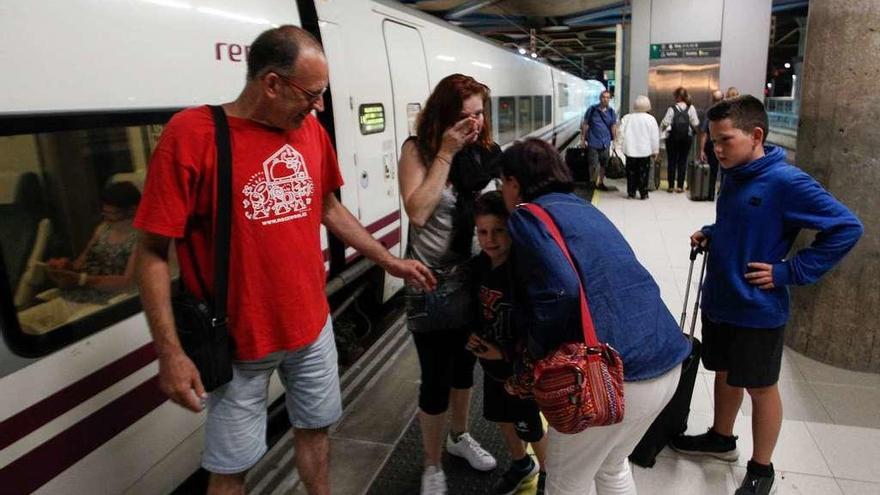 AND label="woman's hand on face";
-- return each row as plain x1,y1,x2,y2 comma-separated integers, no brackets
440,117,480,157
